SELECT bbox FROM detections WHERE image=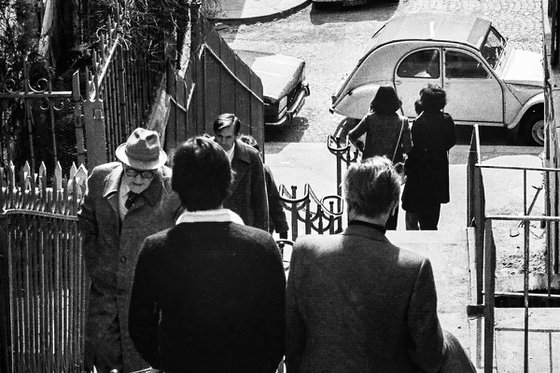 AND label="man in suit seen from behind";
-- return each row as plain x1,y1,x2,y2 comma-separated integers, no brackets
286,156,476,373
